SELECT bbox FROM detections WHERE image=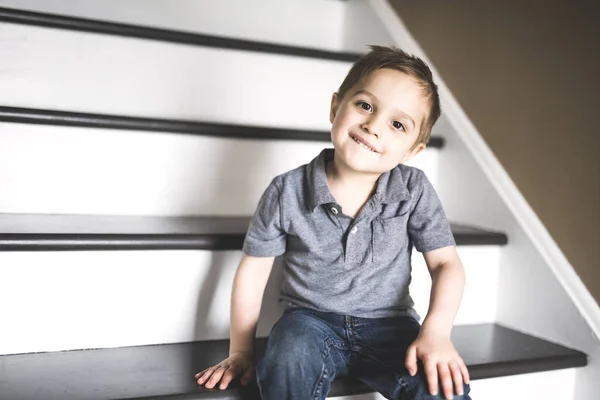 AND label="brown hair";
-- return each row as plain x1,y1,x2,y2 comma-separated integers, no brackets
337,45,440,147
